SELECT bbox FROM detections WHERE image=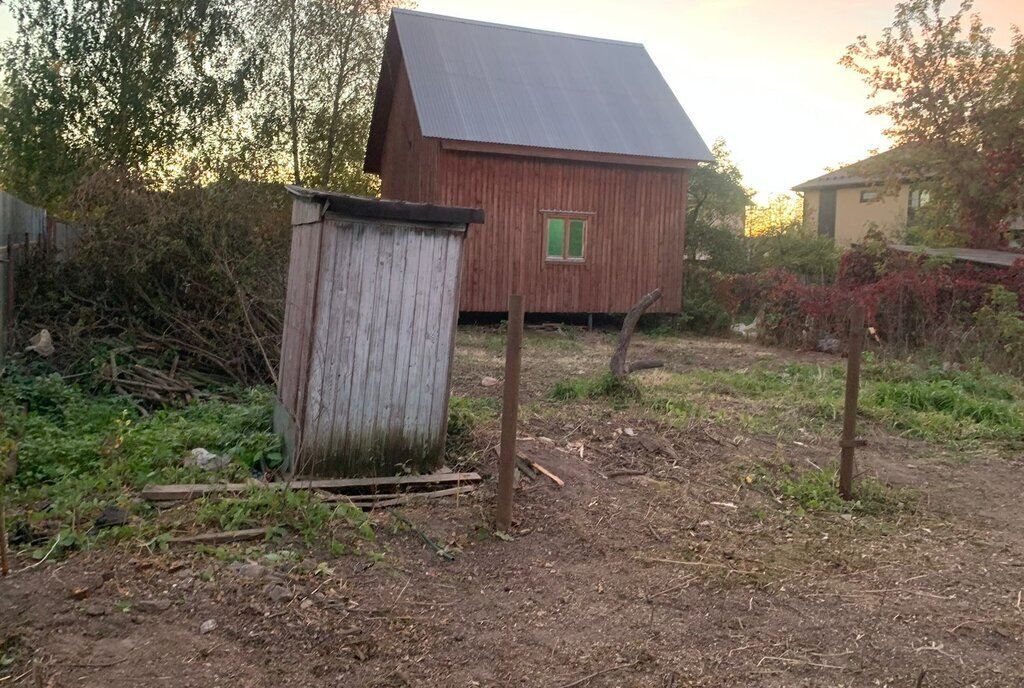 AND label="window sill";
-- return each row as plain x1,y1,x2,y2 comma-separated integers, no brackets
545,258,586,264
